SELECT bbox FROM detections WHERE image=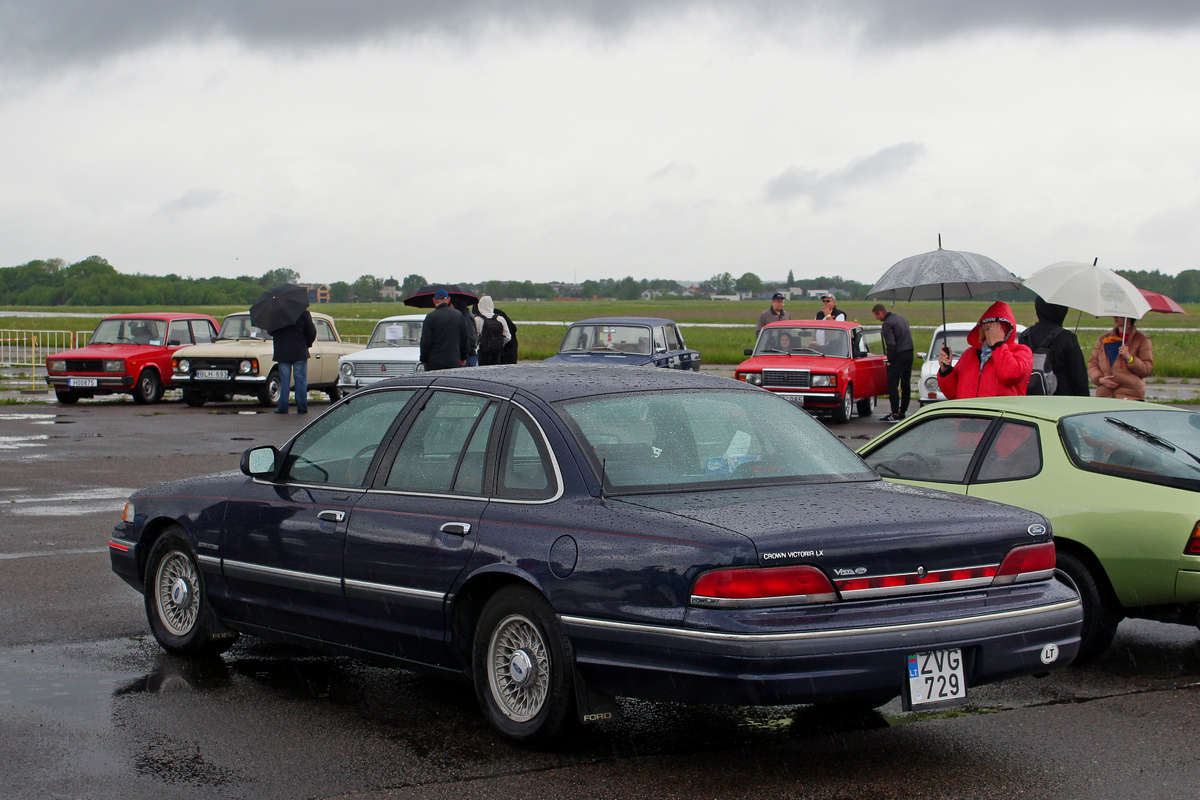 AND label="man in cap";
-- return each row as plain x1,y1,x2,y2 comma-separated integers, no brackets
419,289,470,371
815,295,846,321
757,292,791,334
873,303,915,421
